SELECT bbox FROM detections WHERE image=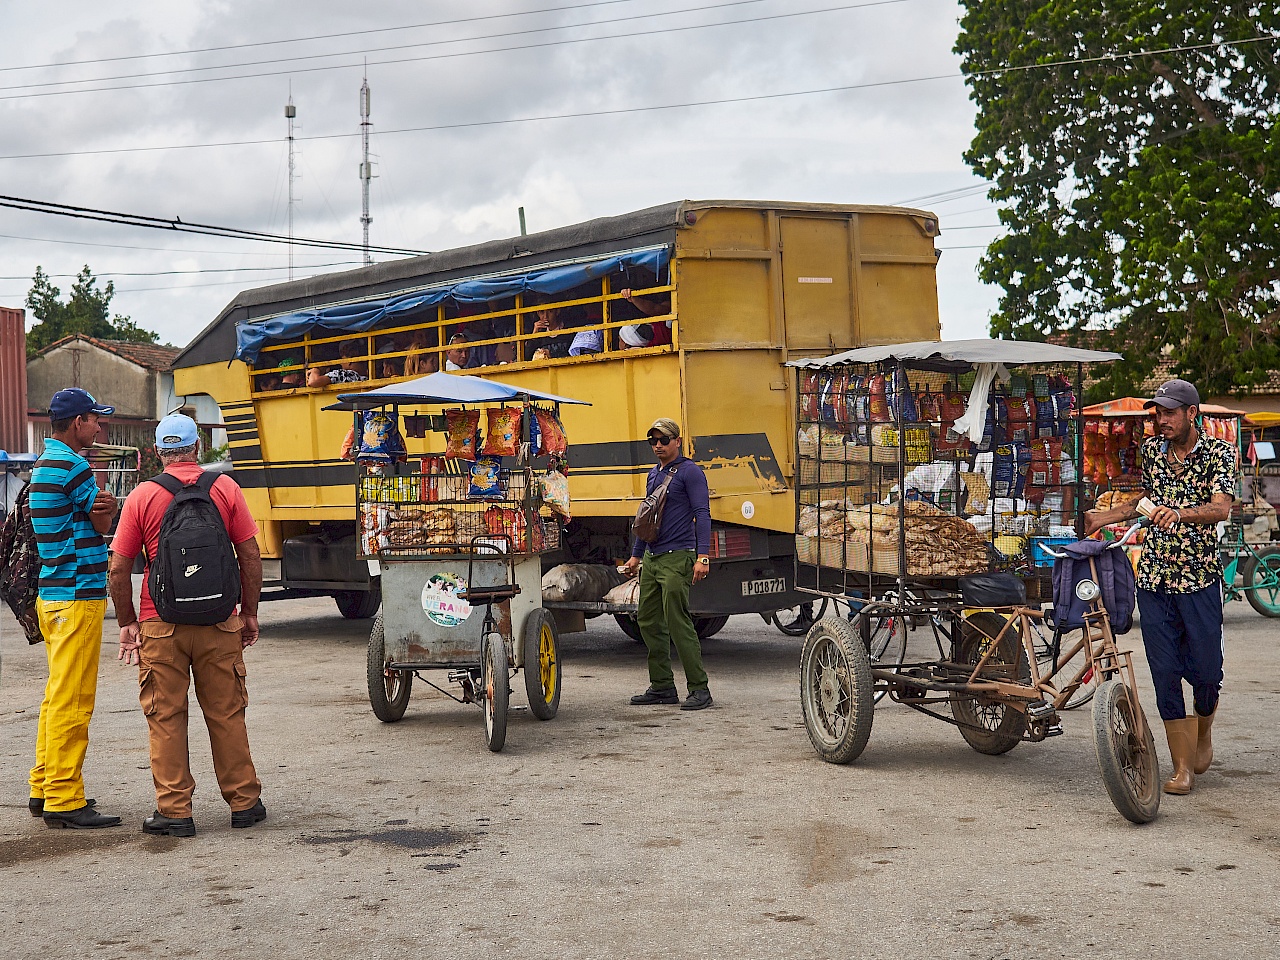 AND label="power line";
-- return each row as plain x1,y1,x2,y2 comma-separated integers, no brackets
0,195,428,256
0,2,912,102
0,0,778,93
0,260,363,281
0,229,365,256
0,0,645,74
